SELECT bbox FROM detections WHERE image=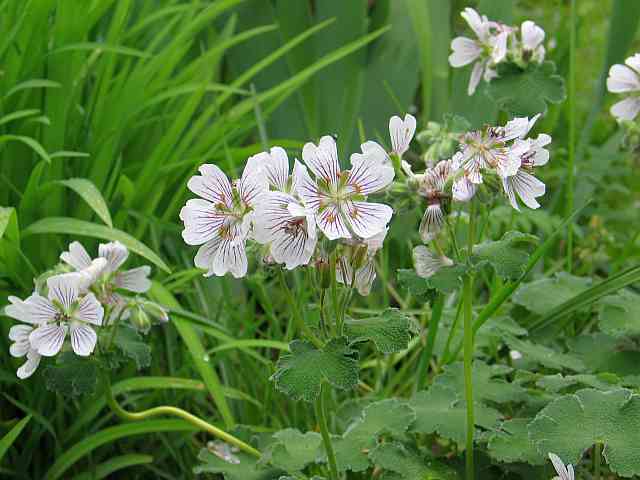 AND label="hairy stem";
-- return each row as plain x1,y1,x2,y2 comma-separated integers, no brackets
316,383,339,480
